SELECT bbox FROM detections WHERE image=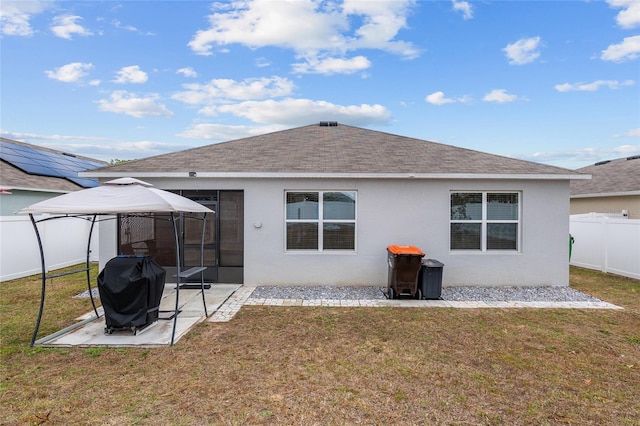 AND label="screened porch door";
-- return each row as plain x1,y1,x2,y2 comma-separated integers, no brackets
181,202,217,282
118,190,243,284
